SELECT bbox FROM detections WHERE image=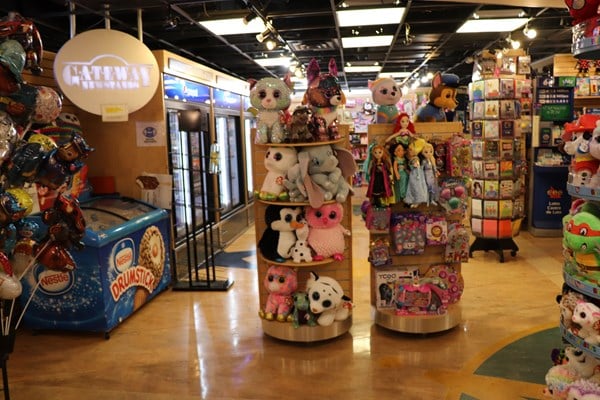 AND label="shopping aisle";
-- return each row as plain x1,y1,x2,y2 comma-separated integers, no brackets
5,196,564,400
